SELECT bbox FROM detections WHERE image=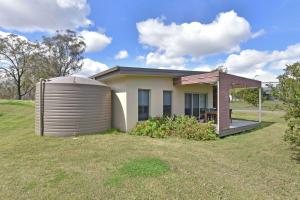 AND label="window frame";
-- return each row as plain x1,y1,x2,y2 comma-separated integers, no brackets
163,90,172,117
184,92,208,118
138,89,150,121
